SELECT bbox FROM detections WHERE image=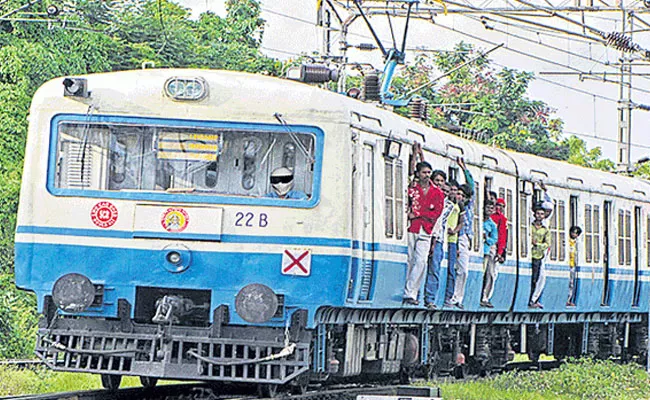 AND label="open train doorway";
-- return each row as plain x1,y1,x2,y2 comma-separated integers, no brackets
602,201,612,306
633,206,642,307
